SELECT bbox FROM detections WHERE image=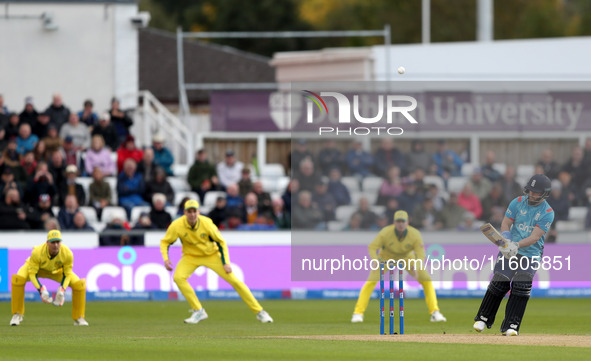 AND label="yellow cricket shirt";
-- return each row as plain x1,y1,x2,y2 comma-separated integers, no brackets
160,214,231,264
368,224,426,261
26,243,74,289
